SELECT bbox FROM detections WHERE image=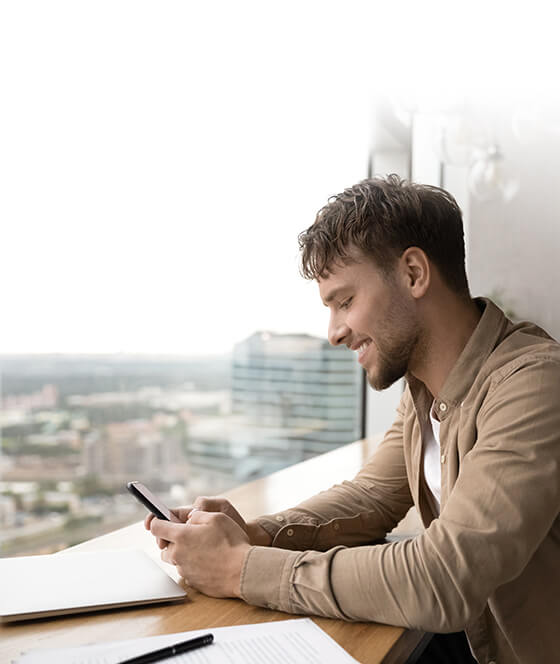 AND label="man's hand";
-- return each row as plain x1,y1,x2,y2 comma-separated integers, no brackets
150,510,251,598
144,496,272,548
